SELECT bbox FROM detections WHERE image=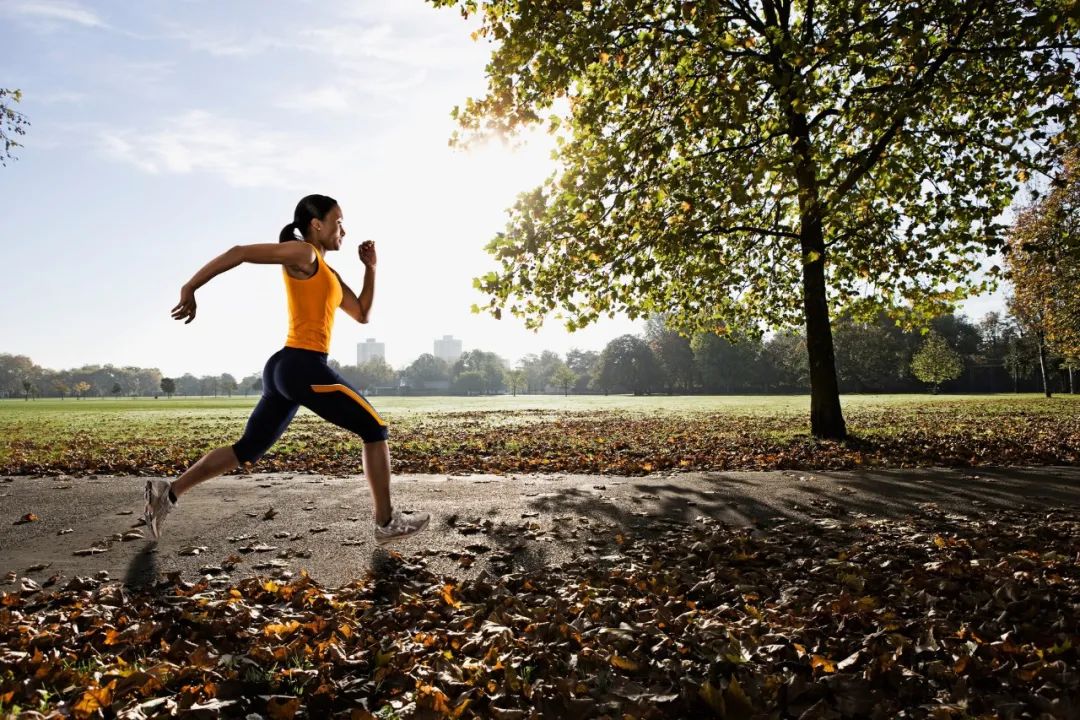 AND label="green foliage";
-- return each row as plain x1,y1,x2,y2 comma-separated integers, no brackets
453,350,508,393
0,88,29,166
405,353,451,386
438,0,1077,333
832,314,908,392
219,373,238,397
435,0,1080,435
691,332,762,393
761,331,809,392
551,363,577,394
331,359,396,393
910,331,964,391
503,368,527,395
646,314,696,392
160,377,176,397
597,334,663,394
518,350,563,392
565,348,601,392
453,370,485,394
